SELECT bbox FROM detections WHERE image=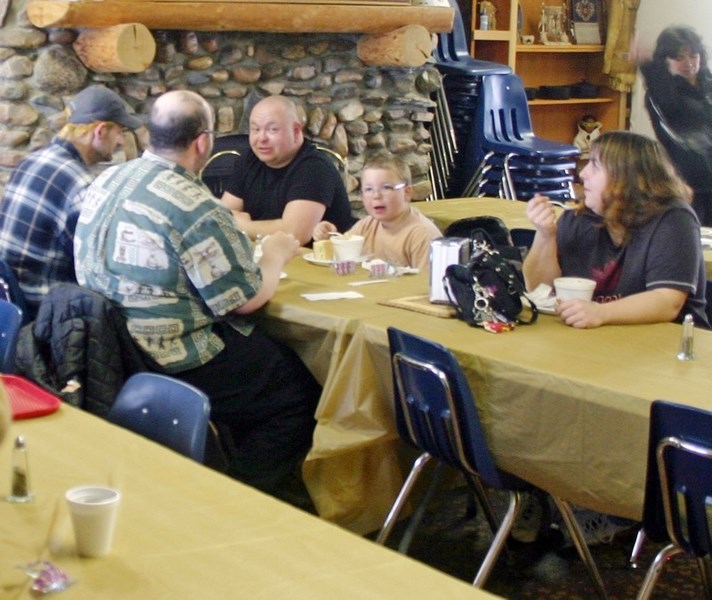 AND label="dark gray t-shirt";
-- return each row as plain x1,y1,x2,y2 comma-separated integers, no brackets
557,201,708,326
